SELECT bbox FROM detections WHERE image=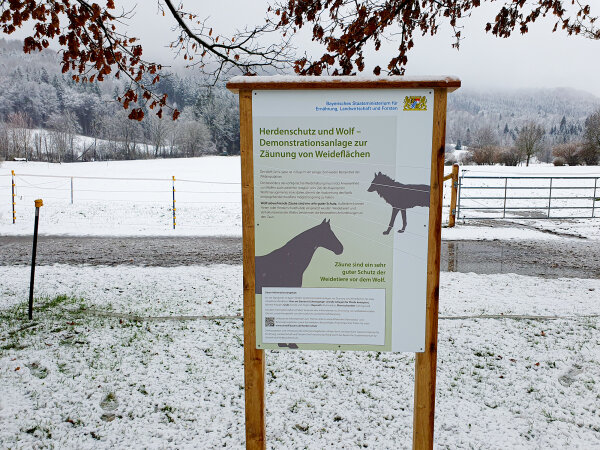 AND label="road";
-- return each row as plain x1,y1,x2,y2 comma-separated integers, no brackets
0,236,242,267
1,236,599,278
